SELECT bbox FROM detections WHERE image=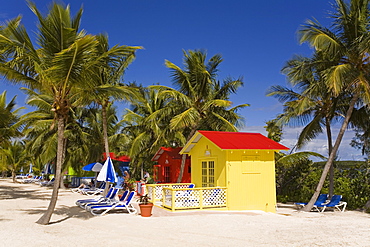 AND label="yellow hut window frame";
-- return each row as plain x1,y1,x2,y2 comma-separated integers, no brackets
201,160,215,187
